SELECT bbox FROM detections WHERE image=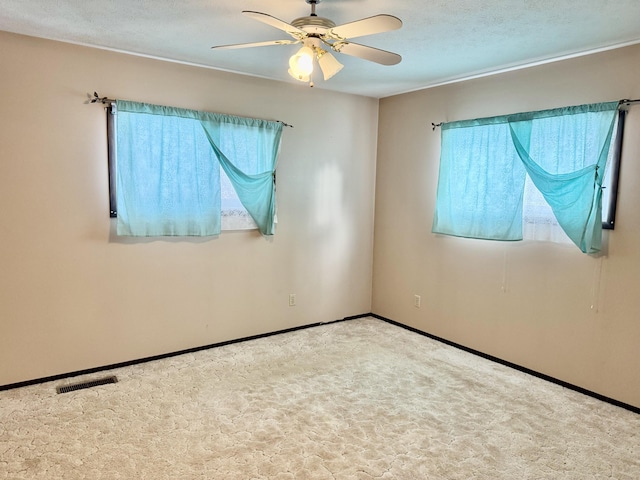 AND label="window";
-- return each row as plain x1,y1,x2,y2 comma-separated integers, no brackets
432,102,621,254
106,101,283,236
